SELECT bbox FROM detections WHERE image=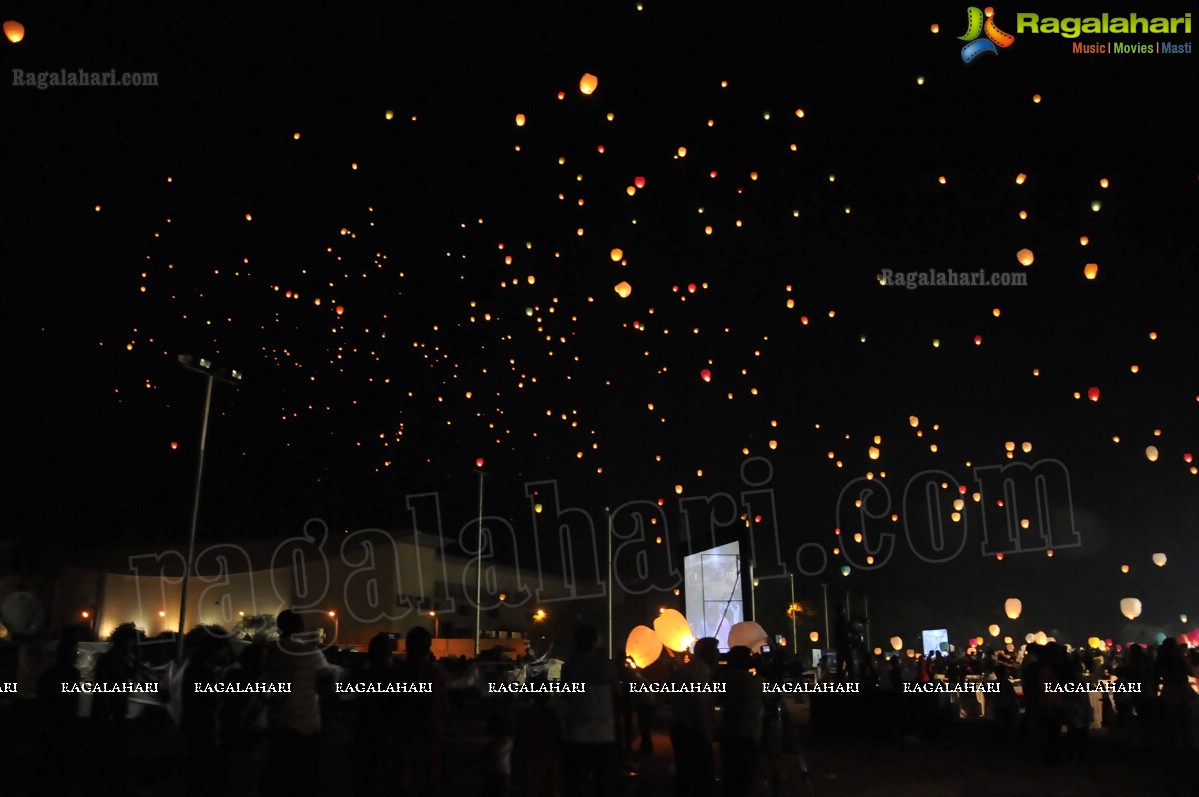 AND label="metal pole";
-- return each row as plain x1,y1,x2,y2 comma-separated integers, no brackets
789,572,798,657
864,595,871,652
606,508,613,660
474,469,485,658
821,582,830,646
749,559,756,622
176,374,214,663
